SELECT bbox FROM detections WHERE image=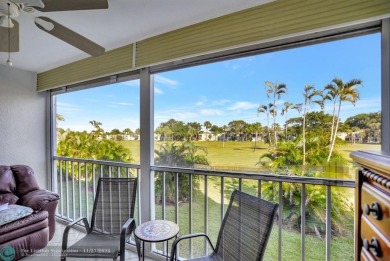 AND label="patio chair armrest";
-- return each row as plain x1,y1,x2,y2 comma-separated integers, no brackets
120,218,135,261
120,217,135,244
62,217,90,251
169,233,215,261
